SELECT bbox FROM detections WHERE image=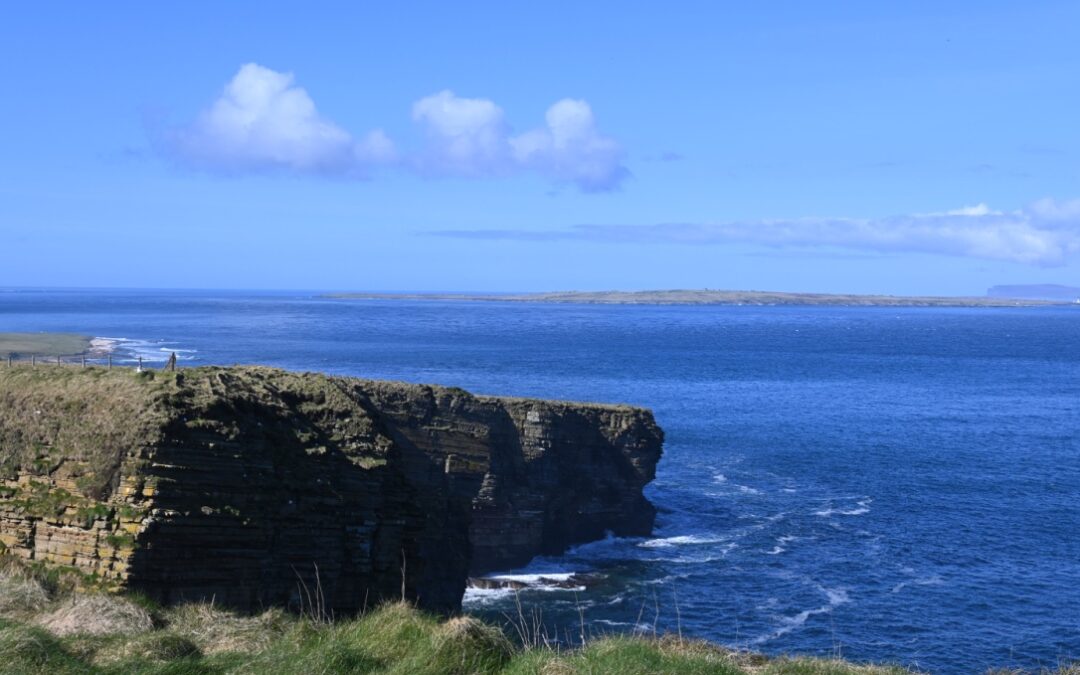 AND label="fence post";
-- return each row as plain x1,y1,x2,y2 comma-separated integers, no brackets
32,355,36,367
57,355,61,366
82,355,86,368
6,354,10,367
108,354,112,370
